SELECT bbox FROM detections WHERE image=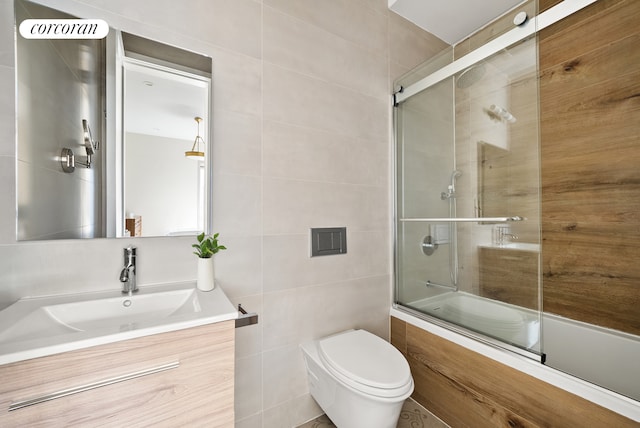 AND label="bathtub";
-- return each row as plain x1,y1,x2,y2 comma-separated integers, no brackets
392,293,640,422
408,292,540,352
543,313,639,402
